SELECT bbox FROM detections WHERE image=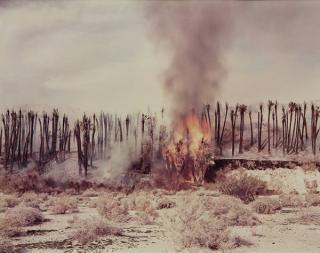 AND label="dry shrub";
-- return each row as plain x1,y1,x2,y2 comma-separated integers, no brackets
203,182,219,191
305,180,318,194
209,196,260,226
88,199,98,208
20,192,48,209
0,204,44,237
301,162,318,171
125,192,160,224
96,194,129,223
287,161,297,170
0,195,20,209
180,215,234,250
305,194,320,207
70,217,122,245
51,196,78,214
252,197,282,214
3,204,44,227
115,191,161,225
0,218,23,237
135,208,159,225
218,172,267,203
0,170,49,194
65,188,79,195
151,189,171,197
286,213,320,226
0,238,26,253
127,191,155,212
81,188,100,197
279,194,306,208
169,195,254,251
0,238,13,253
